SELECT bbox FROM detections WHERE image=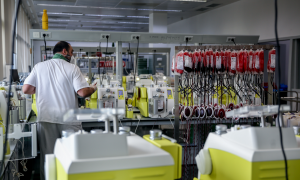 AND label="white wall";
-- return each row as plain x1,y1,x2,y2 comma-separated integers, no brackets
33,41,149,66
168,0,300,41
